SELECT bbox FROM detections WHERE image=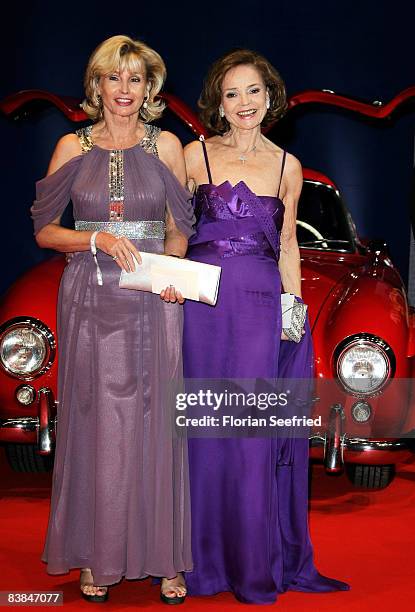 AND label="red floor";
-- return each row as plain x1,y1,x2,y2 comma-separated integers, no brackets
1,446,414,611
